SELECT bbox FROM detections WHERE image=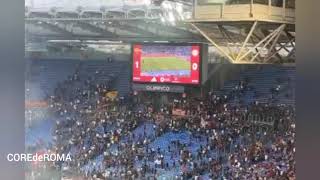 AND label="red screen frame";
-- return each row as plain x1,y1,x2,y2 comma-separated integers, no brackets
132,43,201,85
